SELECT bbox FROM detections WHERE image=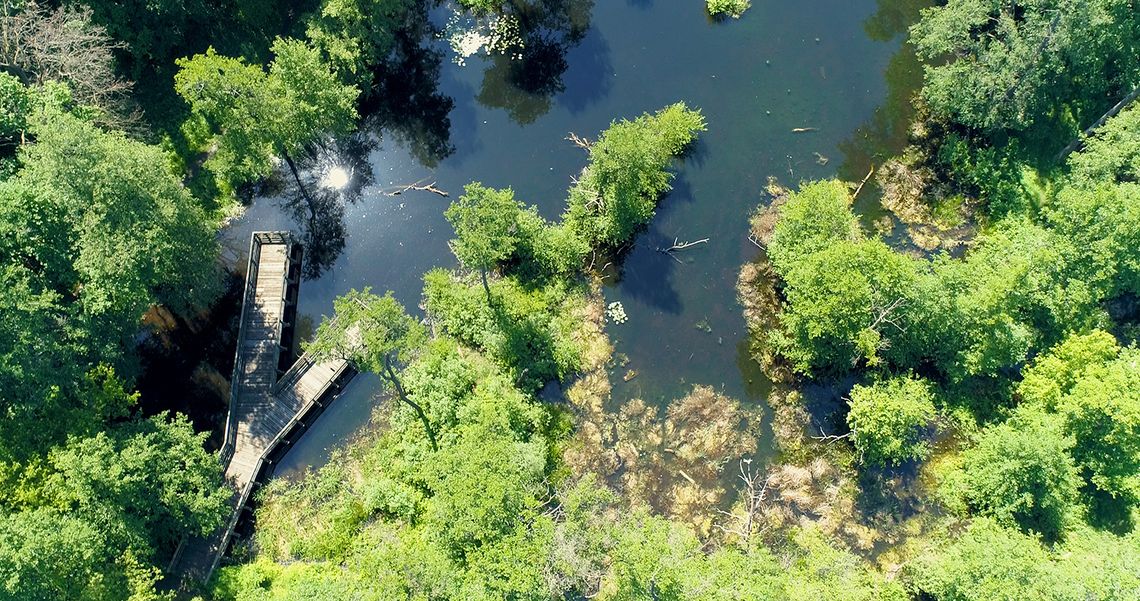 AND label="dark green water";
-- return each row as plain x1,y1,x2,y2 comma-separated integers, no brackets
221,0,923,476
